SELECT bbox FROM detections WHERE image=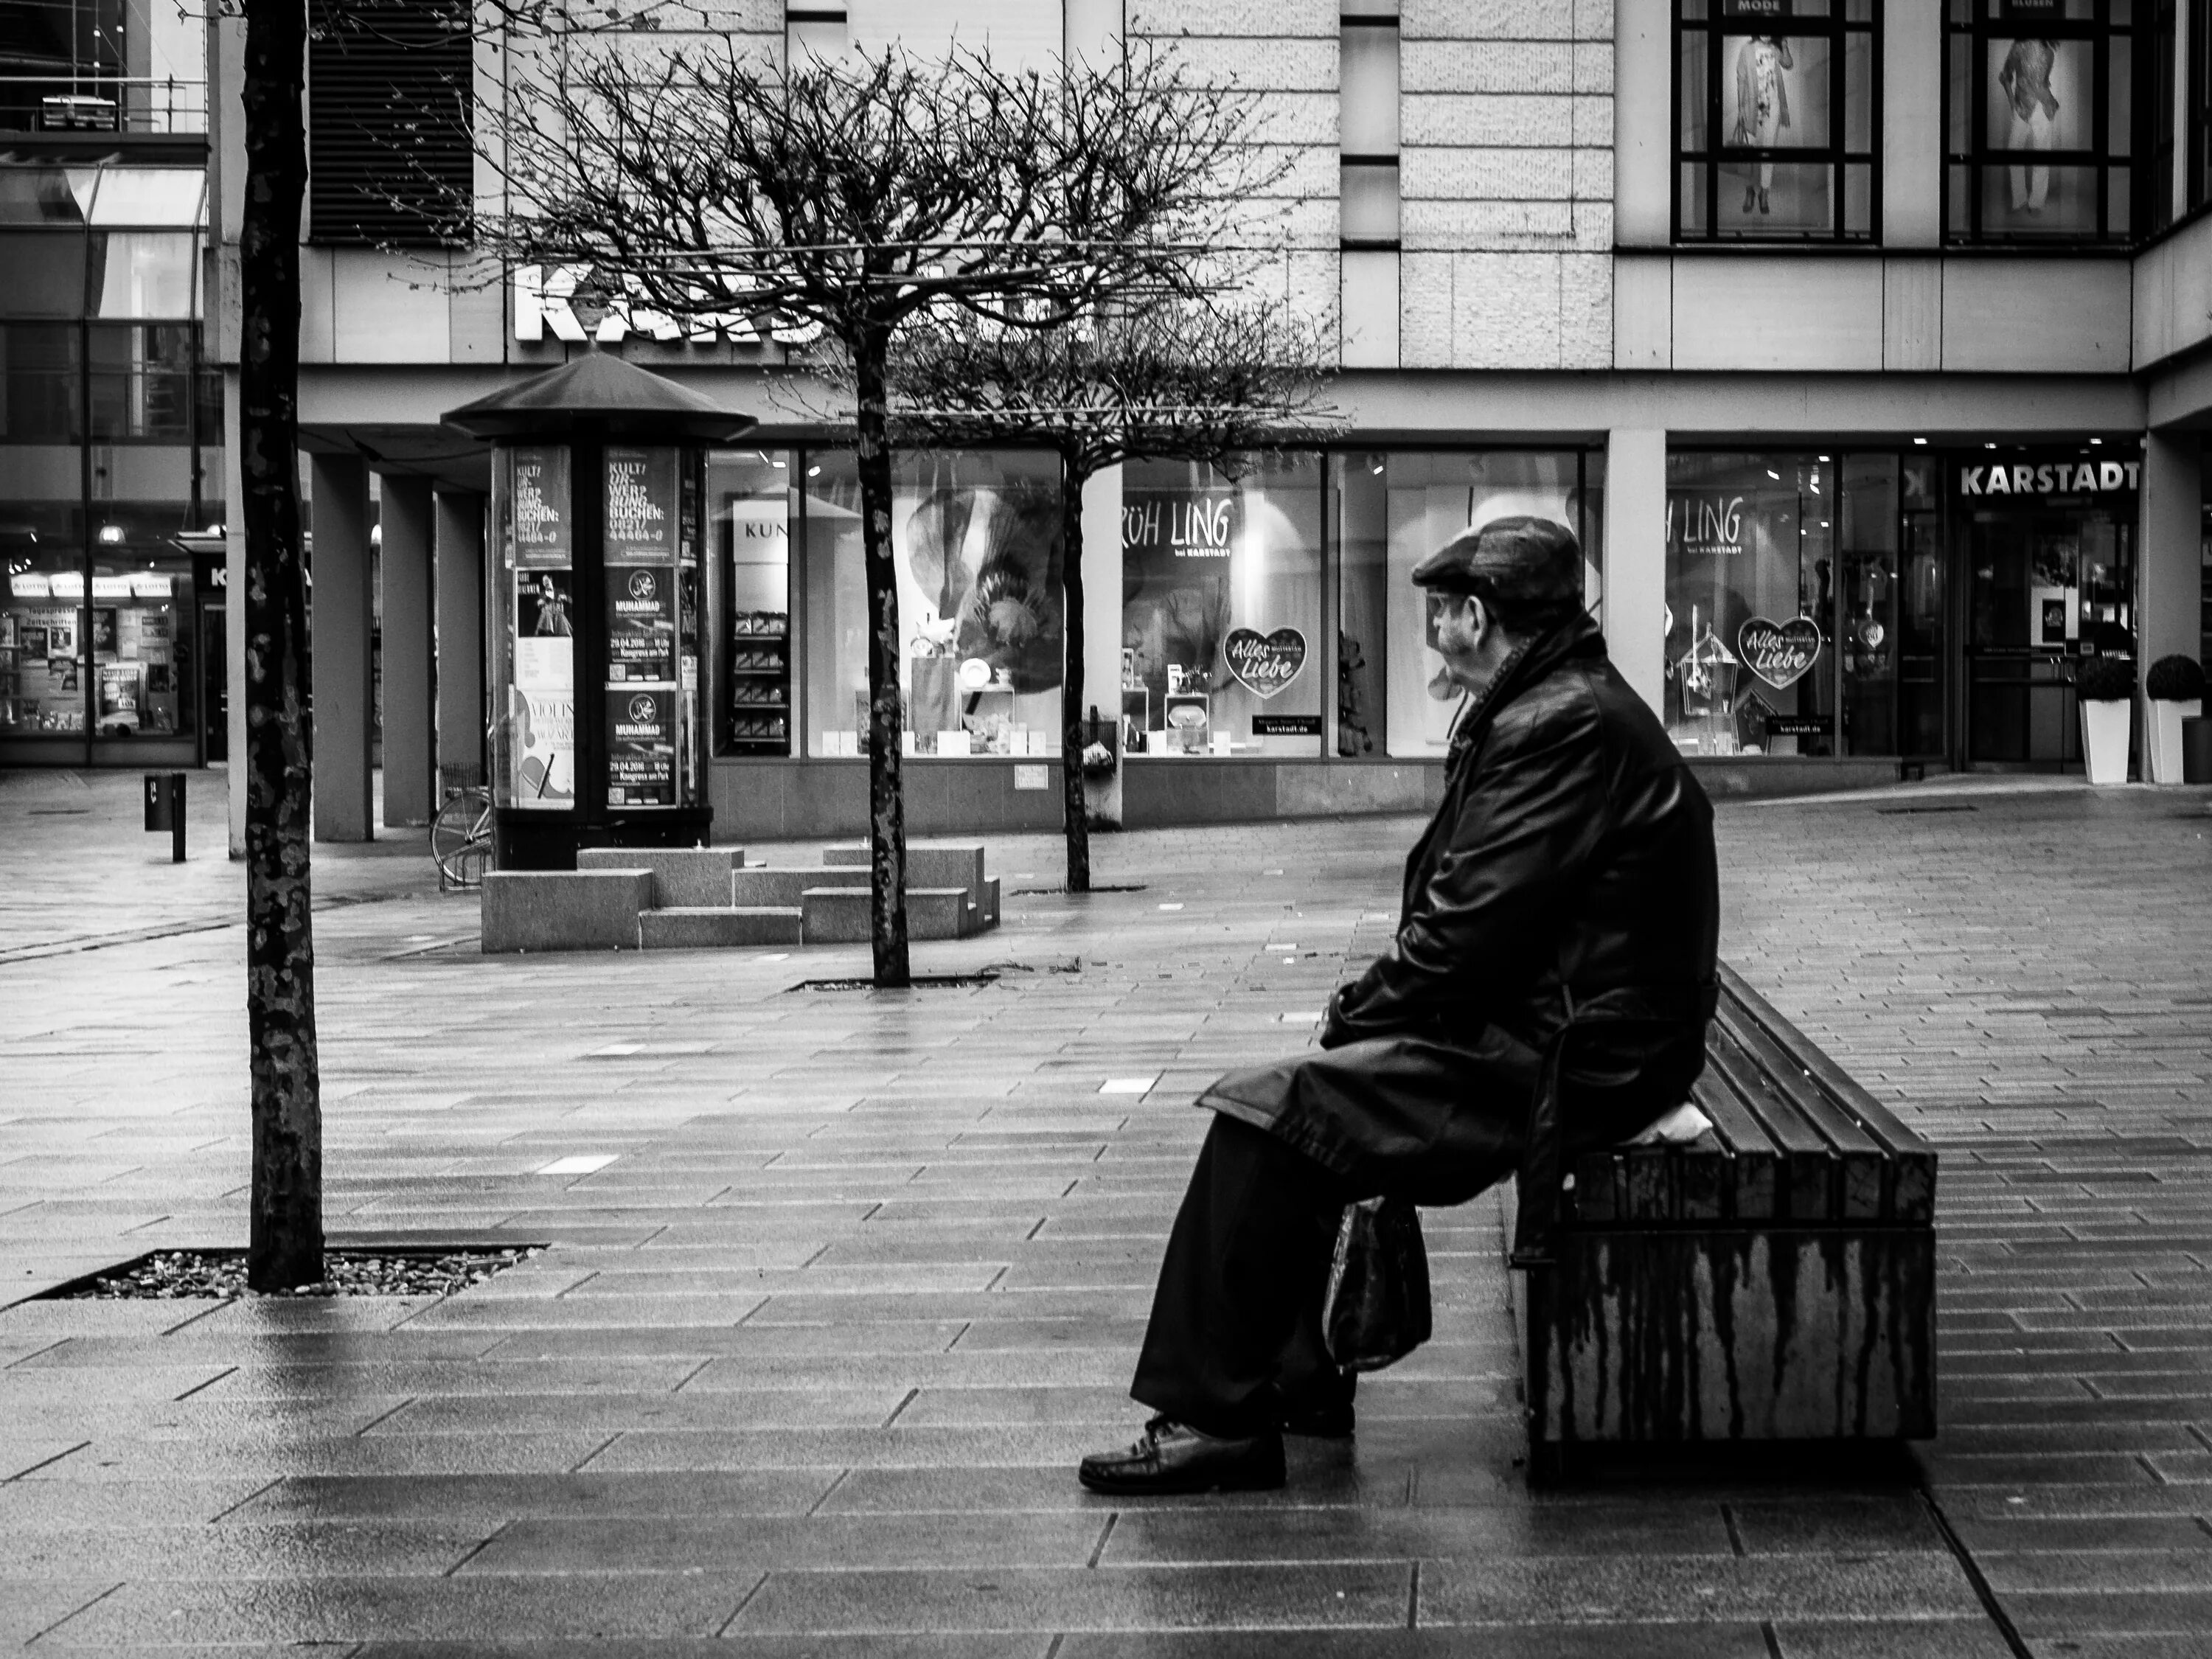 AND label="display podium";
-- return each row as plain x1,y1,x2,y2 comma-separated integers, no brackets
444,355,755,870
